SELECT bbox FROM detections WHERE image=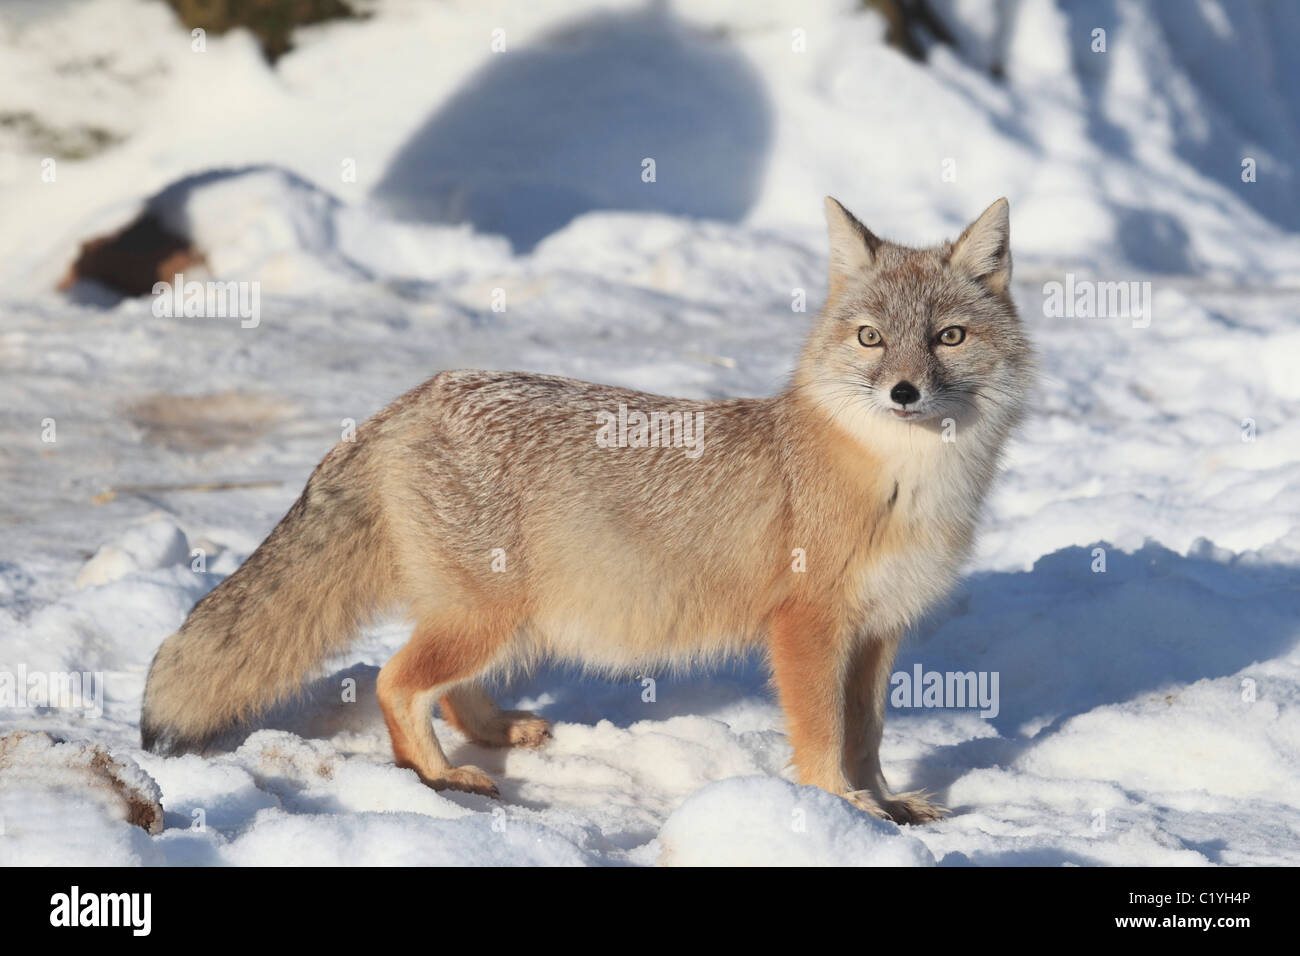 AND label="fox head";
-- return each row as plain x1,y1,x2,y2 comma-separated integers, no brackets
797,197,1032,437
